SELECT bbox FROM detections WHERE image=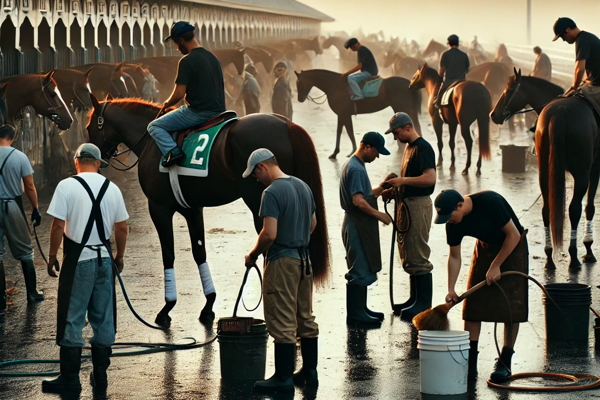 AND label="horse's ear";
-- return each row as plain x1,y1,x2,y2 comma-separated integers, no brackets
43,70,55,83
513,67,518,77
84,67,94,79
115,62,125,72
423,63,428,70
105,93,114,101
90,92,100,110
294,71,300,77
517,68,522,78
